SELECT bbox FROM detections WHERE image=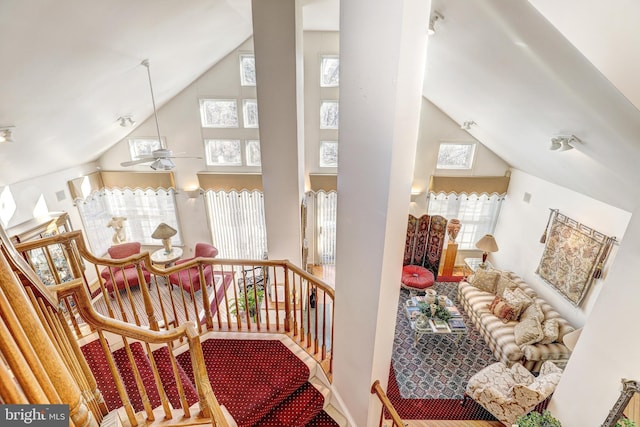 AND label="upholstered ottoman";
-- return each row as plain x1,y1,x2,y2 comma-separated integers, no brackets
401,265,435,293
